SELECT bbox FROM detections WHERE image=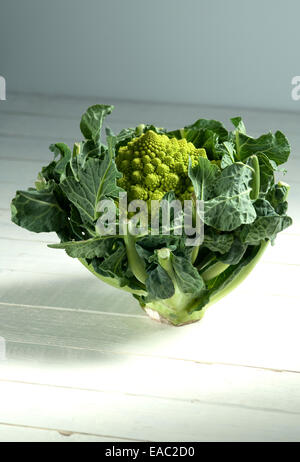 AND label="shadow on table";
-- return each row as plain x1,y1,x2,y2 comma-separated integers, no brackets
0,272,180,367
